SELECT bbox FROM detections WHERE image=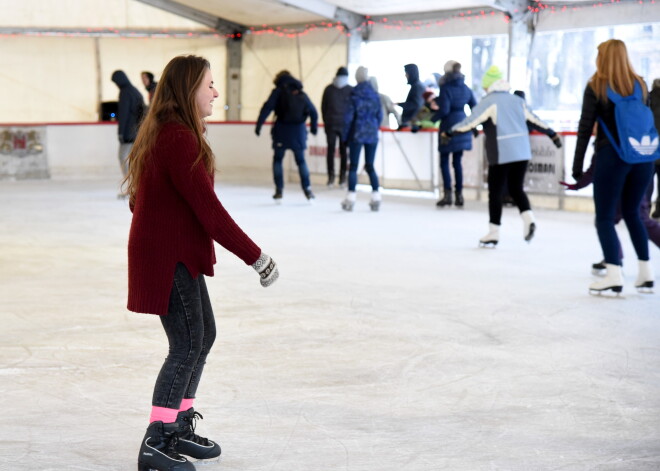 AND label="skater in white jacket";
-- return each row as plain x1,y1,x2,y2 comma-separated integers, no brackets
442,65,561,247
